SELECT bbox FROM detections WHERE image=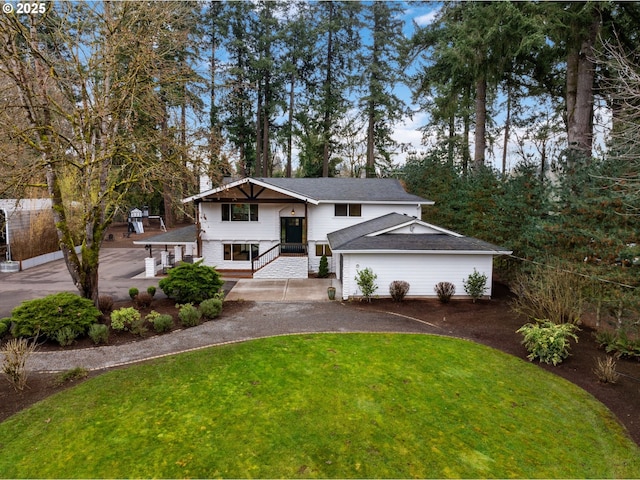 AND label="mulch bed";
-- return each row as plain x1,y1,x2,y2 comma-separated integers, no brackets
1,284,639,449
